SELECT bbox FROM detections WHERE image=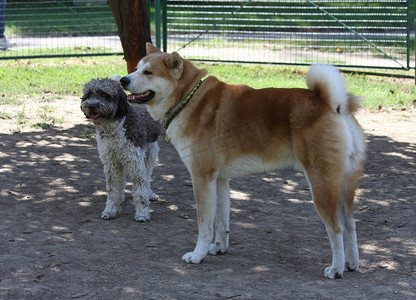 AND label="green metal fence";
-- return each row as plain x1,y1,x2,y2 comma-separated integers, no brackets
0,0,121,60
157,0,415,71
1,0,415,75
